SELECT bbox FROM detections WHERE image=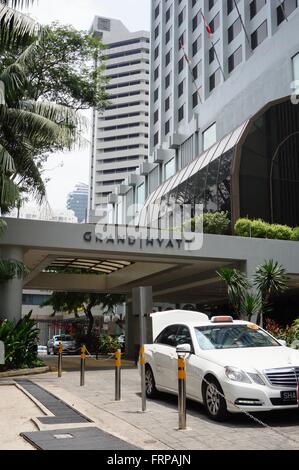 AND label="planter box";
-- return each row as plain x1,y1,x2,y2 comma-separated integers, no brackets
0,366,49,378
